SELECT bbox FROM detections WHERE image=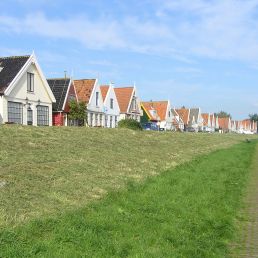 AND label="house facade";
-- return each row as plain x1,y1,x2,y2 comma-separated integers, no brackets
210,114,216,132
0,54,55,126
201,113,211,132
141,101,173,130
74,79,104,127
100,84,120,128
175,108,190,131
171,108,184,131
189,108,203,131
218,117,232,133
47,78,78,126
114,86,141,122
